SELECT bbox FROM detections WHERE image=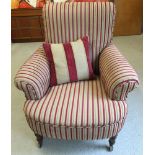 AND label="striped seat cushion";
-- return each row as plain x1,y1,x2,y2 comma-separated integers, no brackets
43,36,95,86
24,77,127,140
43,2,116,73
